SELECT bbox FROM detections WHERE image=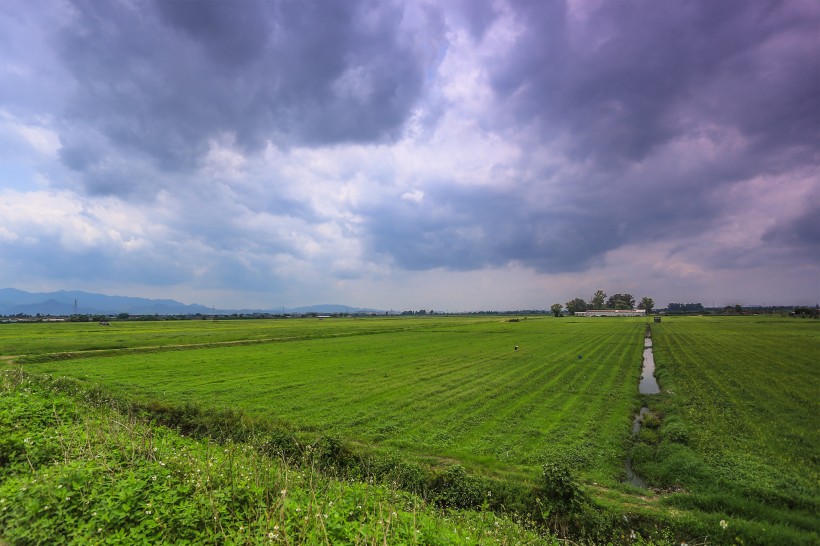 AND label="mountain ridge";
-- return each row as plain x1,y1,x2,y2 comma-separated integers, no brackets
0,288,384,316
